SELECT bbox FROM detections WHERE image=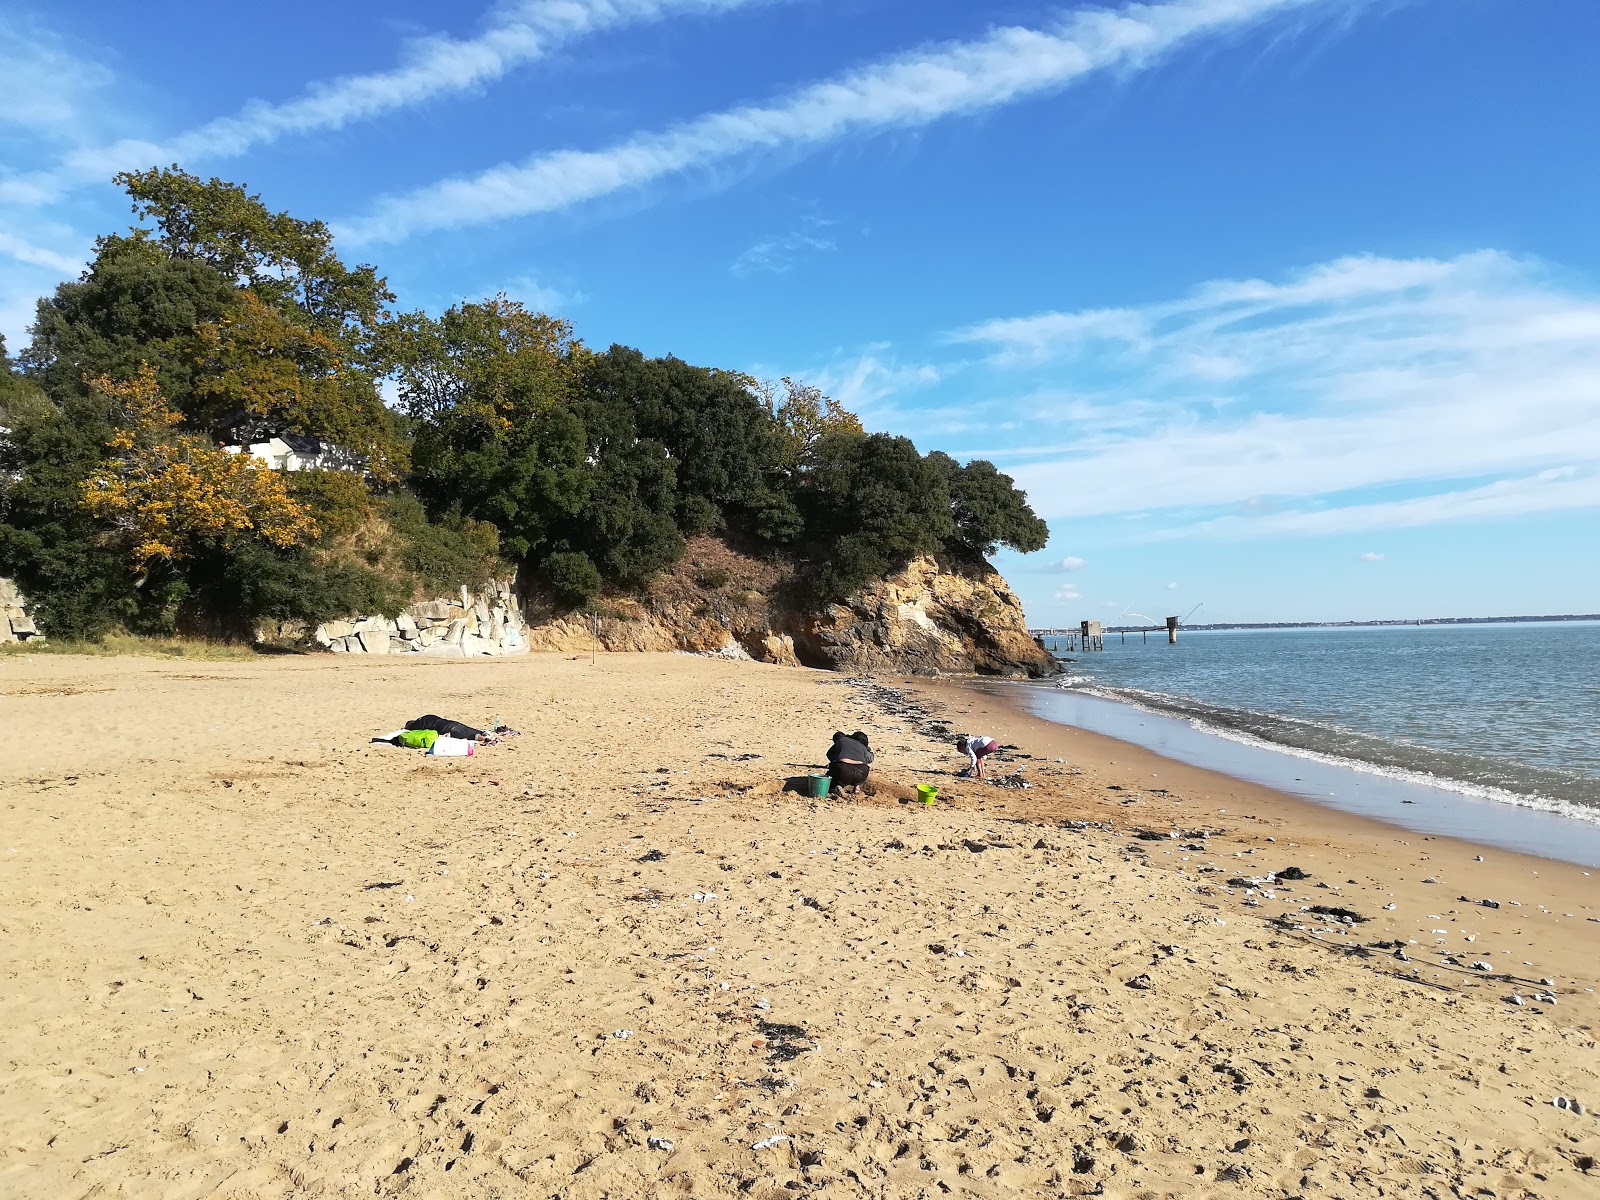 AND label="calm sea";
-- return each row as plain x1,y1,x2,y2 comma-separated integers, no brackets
1032,622,1600,842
